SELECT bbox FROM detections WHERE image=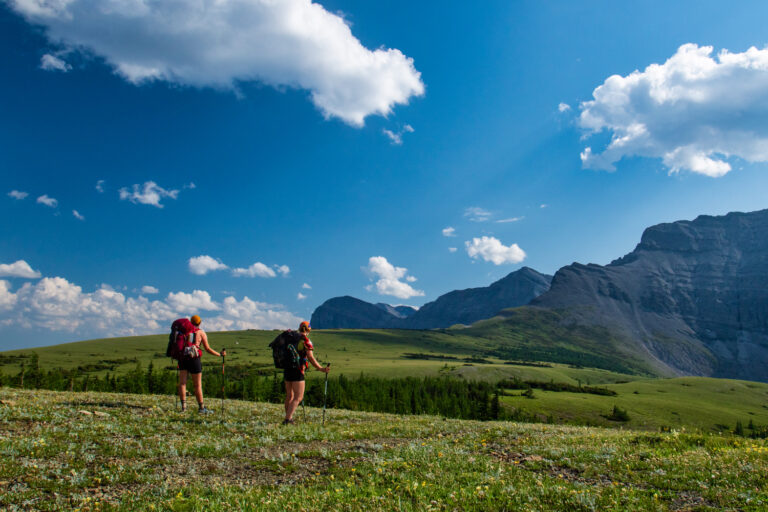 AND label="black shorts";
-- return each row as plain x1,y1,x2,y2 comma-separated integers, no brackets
179,358,202,374
283,368,305,382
